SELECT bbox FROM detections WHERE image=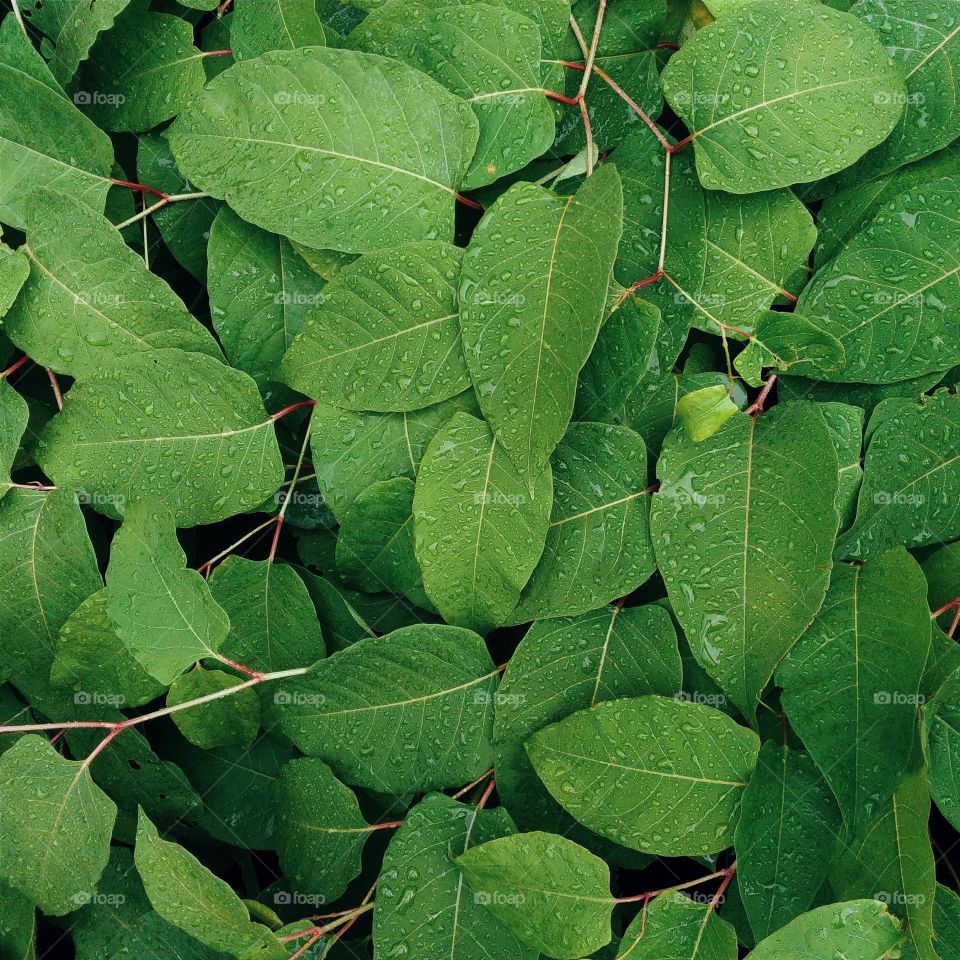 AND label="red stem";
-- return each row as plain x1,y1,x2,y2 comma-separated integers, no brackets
270,399,316,422
456,193,484,211
745,375,777,416
0,355,30,379
475,777,497,810
110,178,169,201
202,49,233,58
46,369,63,411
